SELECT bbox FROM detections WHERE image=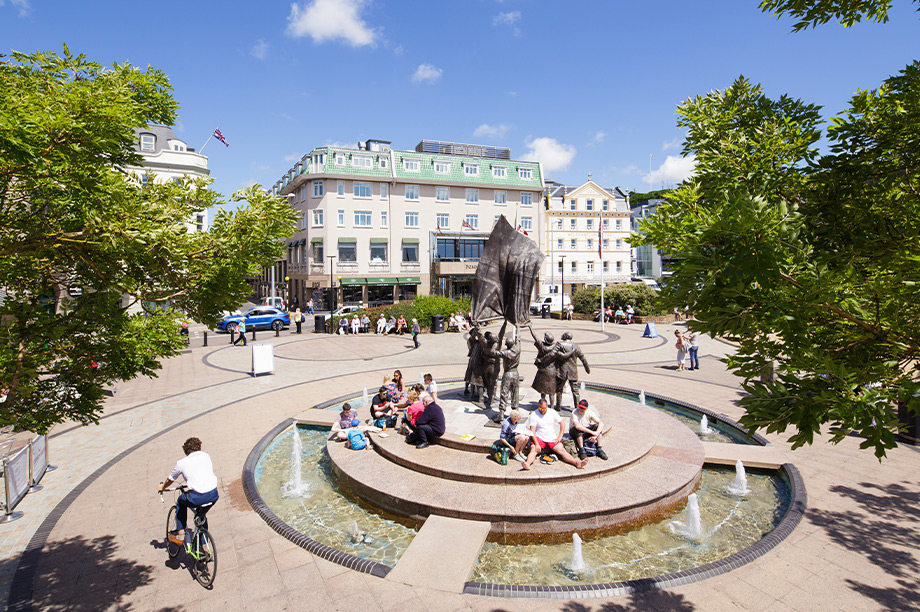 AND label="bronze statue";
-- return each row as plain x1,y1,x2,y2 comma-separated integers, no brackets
555,331,590,410
465,327,499,405
488,330,521,422
529,326,559,401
